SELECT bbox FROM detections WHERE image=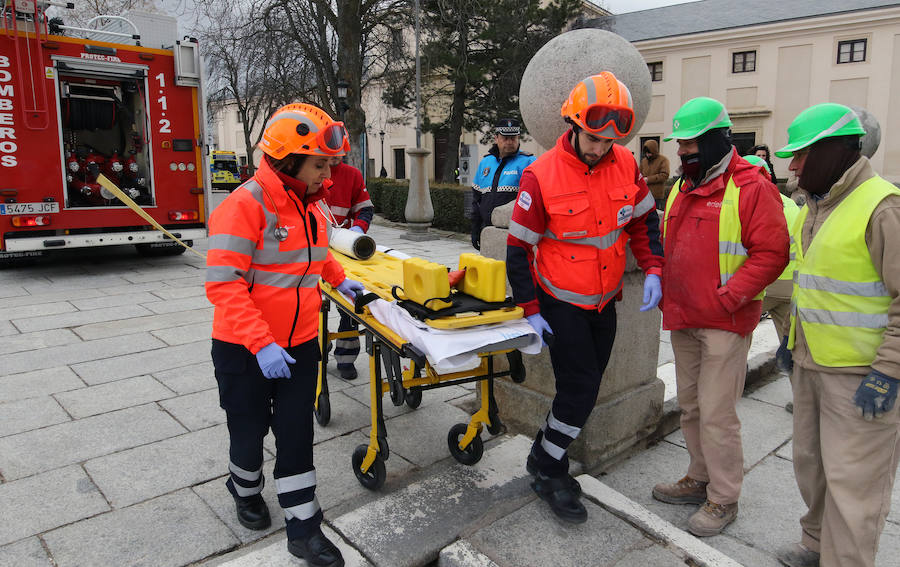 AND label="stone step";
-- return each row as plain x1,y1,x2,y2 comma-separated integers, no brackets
448,475,743,567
